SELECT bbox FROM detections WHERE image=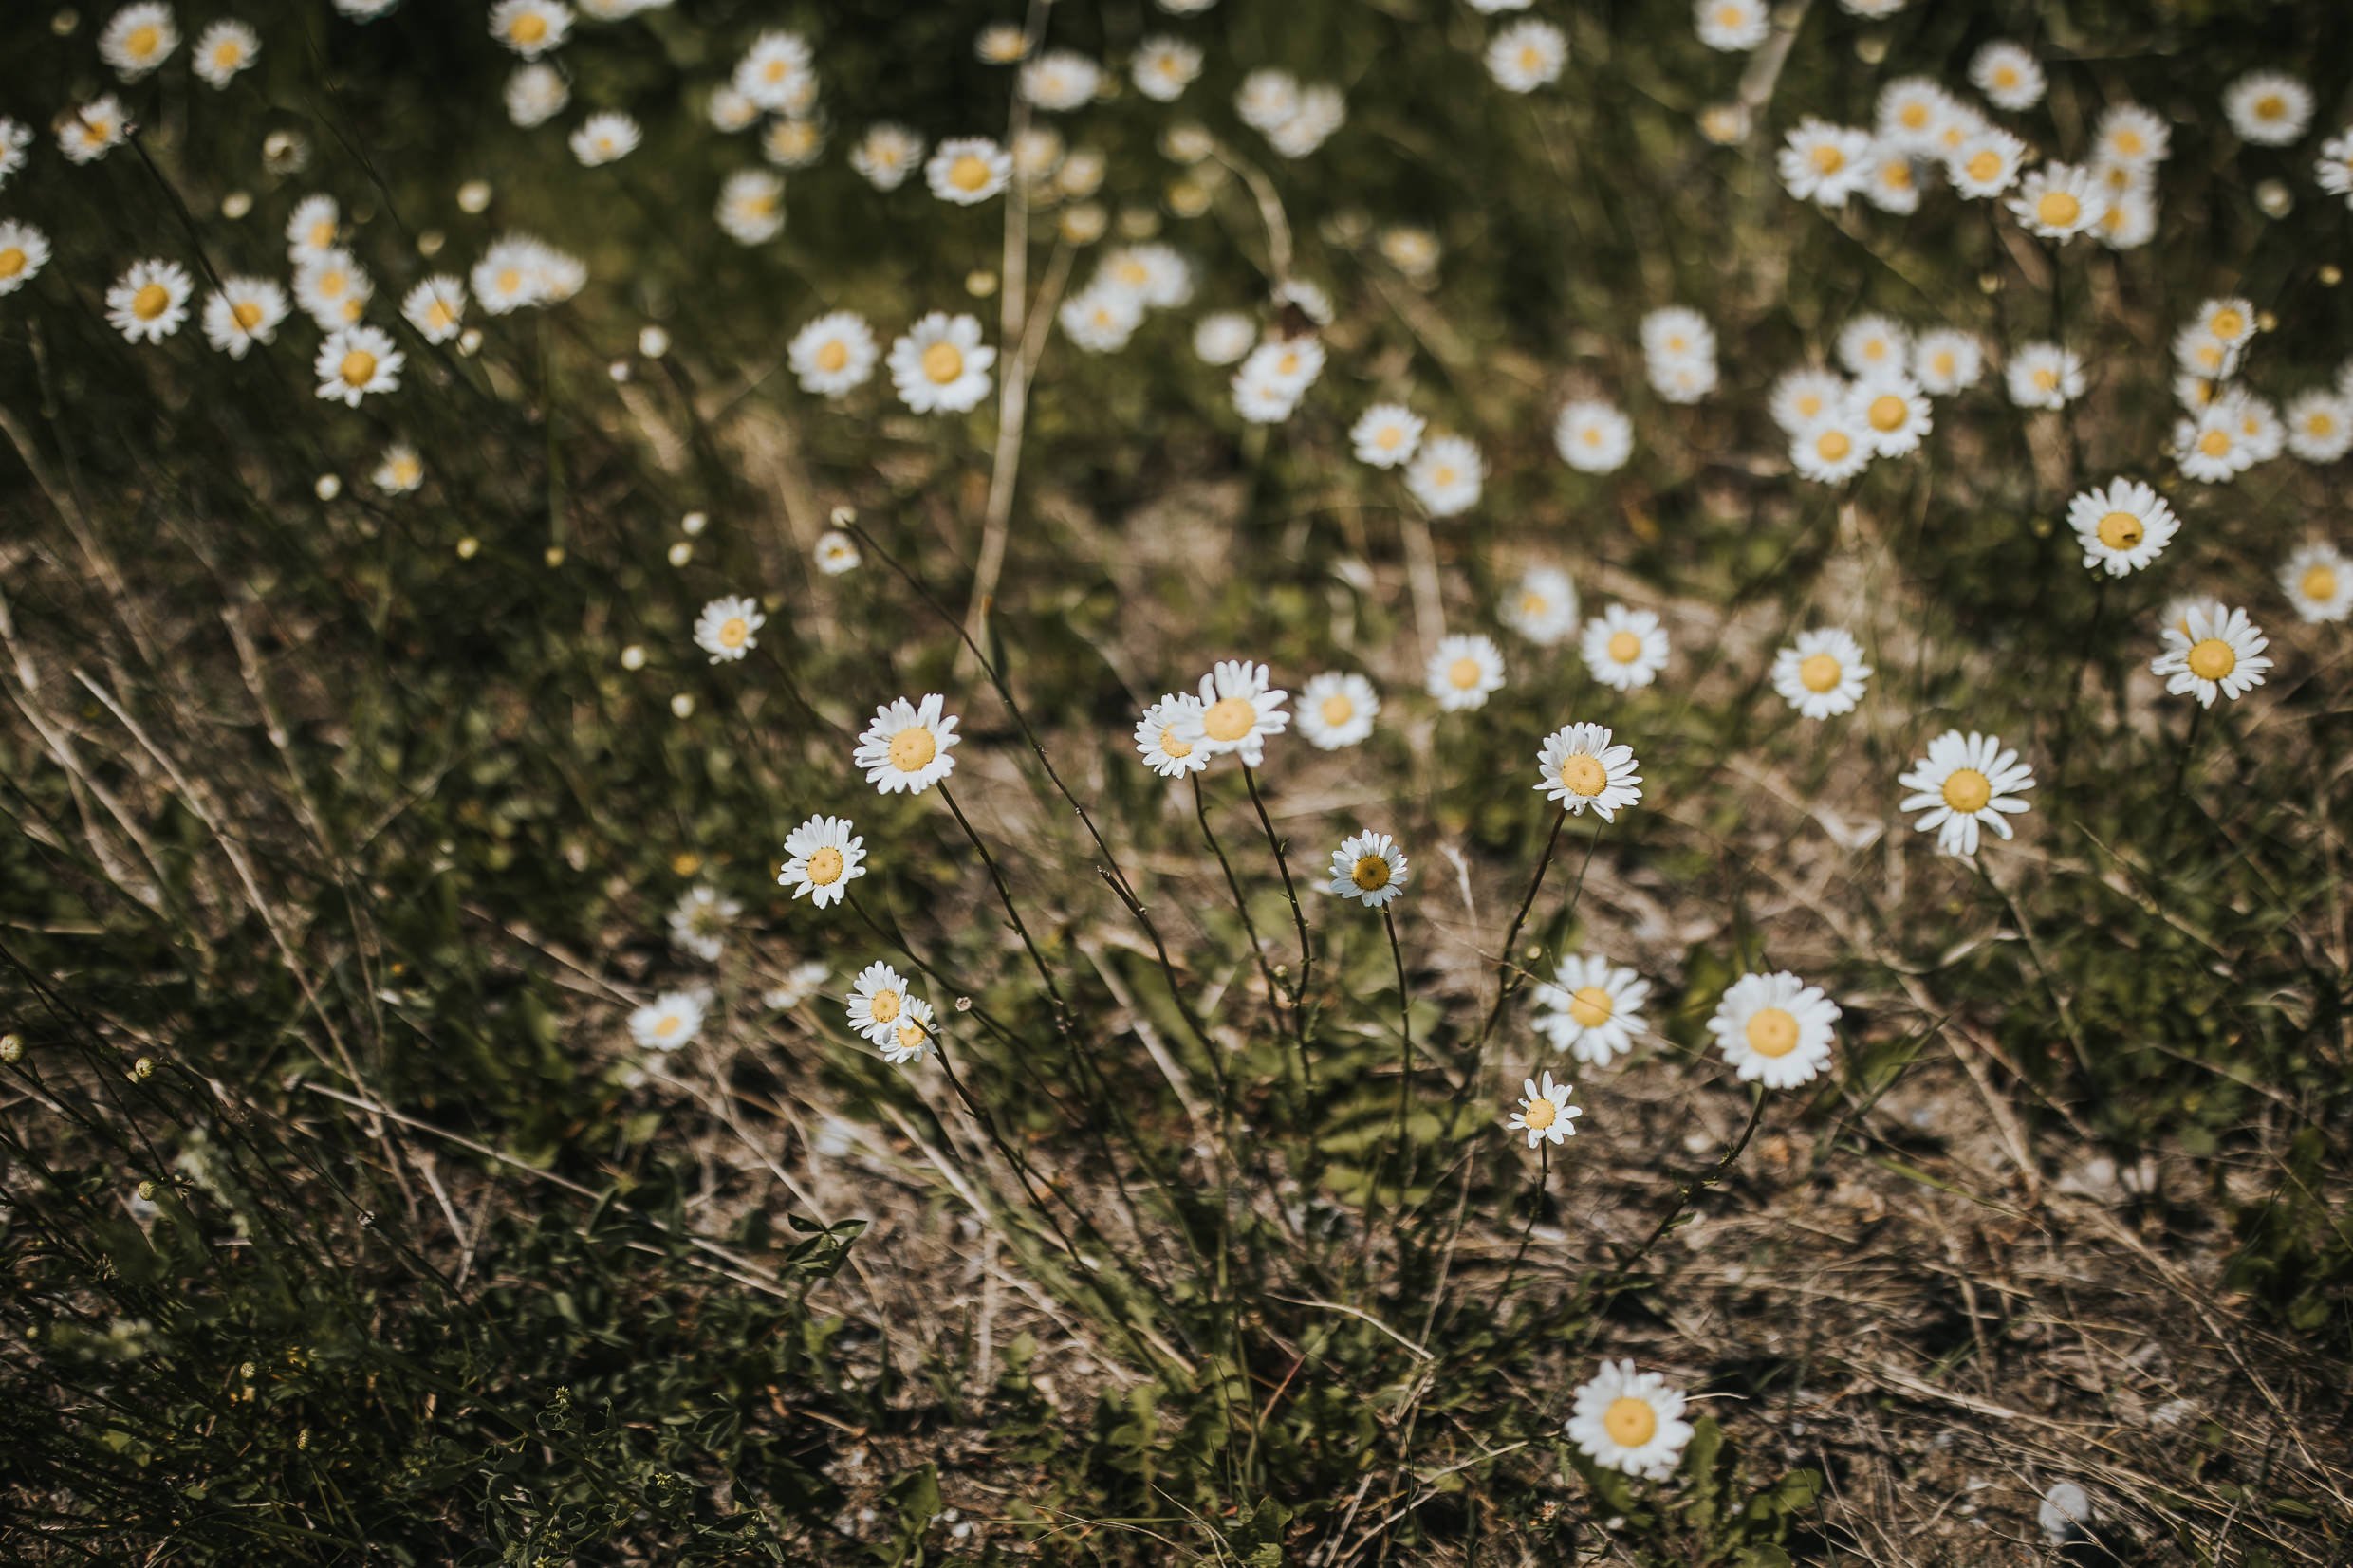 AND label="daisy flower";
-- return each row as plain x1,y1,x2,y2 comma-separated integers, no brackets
2224,72,2312,146
1536,954,1650,1066
2318,129,2353,206
1970,41,2044,110
716,169,785,245
1777,118,1873,206
855,694,961,795
201,277,287,359
788,311,879,397
732,29,813,111
1695,0,1769,51
401,275,467,342
973,22,1028,64
505,63,568,127
879,997,936,1065
1860,148,1923,214
668,885,741,963
1769,367,1849,434
1534,722,1642,820
1327,830,1408,909
1836,314,1909,380
1502,565,1580,646
2172,324,2239,382
2095,188,2158,249
60,97,132,165
1265,84,1345,158
0,118,28,188
1133,36,1203,102
1021,48,1101,110
372,443,423,494
1769,628,1872,719
314,325,402,406
1426,633,1506,712
629,989,706,1051
1134,692,1211,777
778,814,867,907
926,137,1012,204
814,530,861,576
0,221,49,296
1350,403,1425,469
1583,604,1669,691
1876,78,1955,155
2066,478,2178,577
106,259,193,343
1096,244,1193,309
1898,730,2036,857
1175,660,1289,766
2009,163,2105,240
765,960,828,1010
2227,390,2285,464
693,595,765,662
1059,286,1145,353
1405,434,1485,517
2284,390,2353,463
1296,673,1379,750
2280,543,2353,623
1947,127,2027,198
569,110,640,166
1554,399,1633,474
2174,405,2253,484
706,84,757,134
2151,604,2270,708
1232,340,1322,424
889,312,995,414
844,961,912,1044
2095,103,2169,169
100,3,179,79
1641,305,1714,367
192,19,259,87
761,118,825,170
849,123,926,190
1567,1362,1694,1480
1790,413,1873,484
1712,970,1839,1088
1852,378,1932,456
286,194,341,259
1486,20,1566,94
1194,312,1256,365
490,0,571,58
293,249,372,328
2194,297,2258,349
1508,1070,1582,1148
2006,342,2084,410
